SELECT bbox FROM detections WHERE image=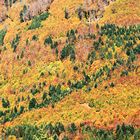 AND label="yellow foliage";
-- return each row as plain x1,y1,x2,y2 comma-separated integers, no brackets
99,0,140,25
8,136,17,140
0,0,140,134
